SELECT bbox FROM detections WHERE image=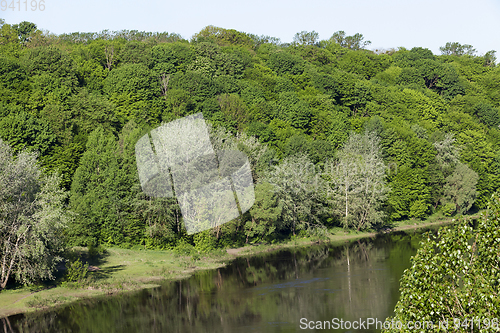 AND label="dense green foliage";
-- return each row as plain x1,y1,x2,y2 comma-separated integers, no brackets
0,20,498,288
384,193,500,332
